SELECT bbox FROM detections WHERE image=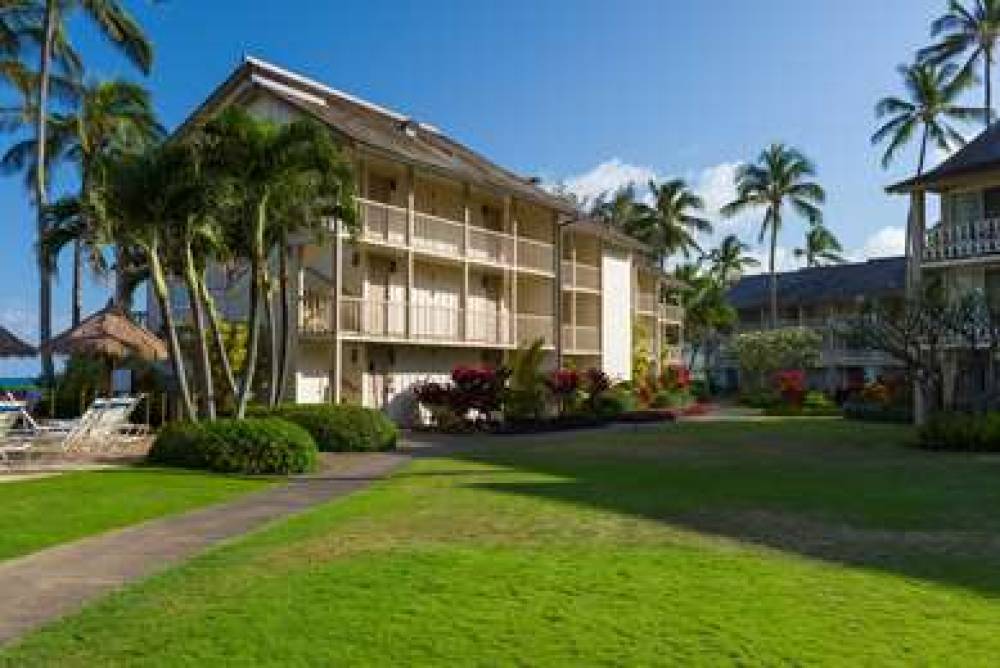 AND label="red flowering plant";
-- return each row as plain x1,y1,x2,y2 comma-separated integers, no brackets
660,365,691,391
450,365,510,417
773,369,806,406
545,369,582,416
